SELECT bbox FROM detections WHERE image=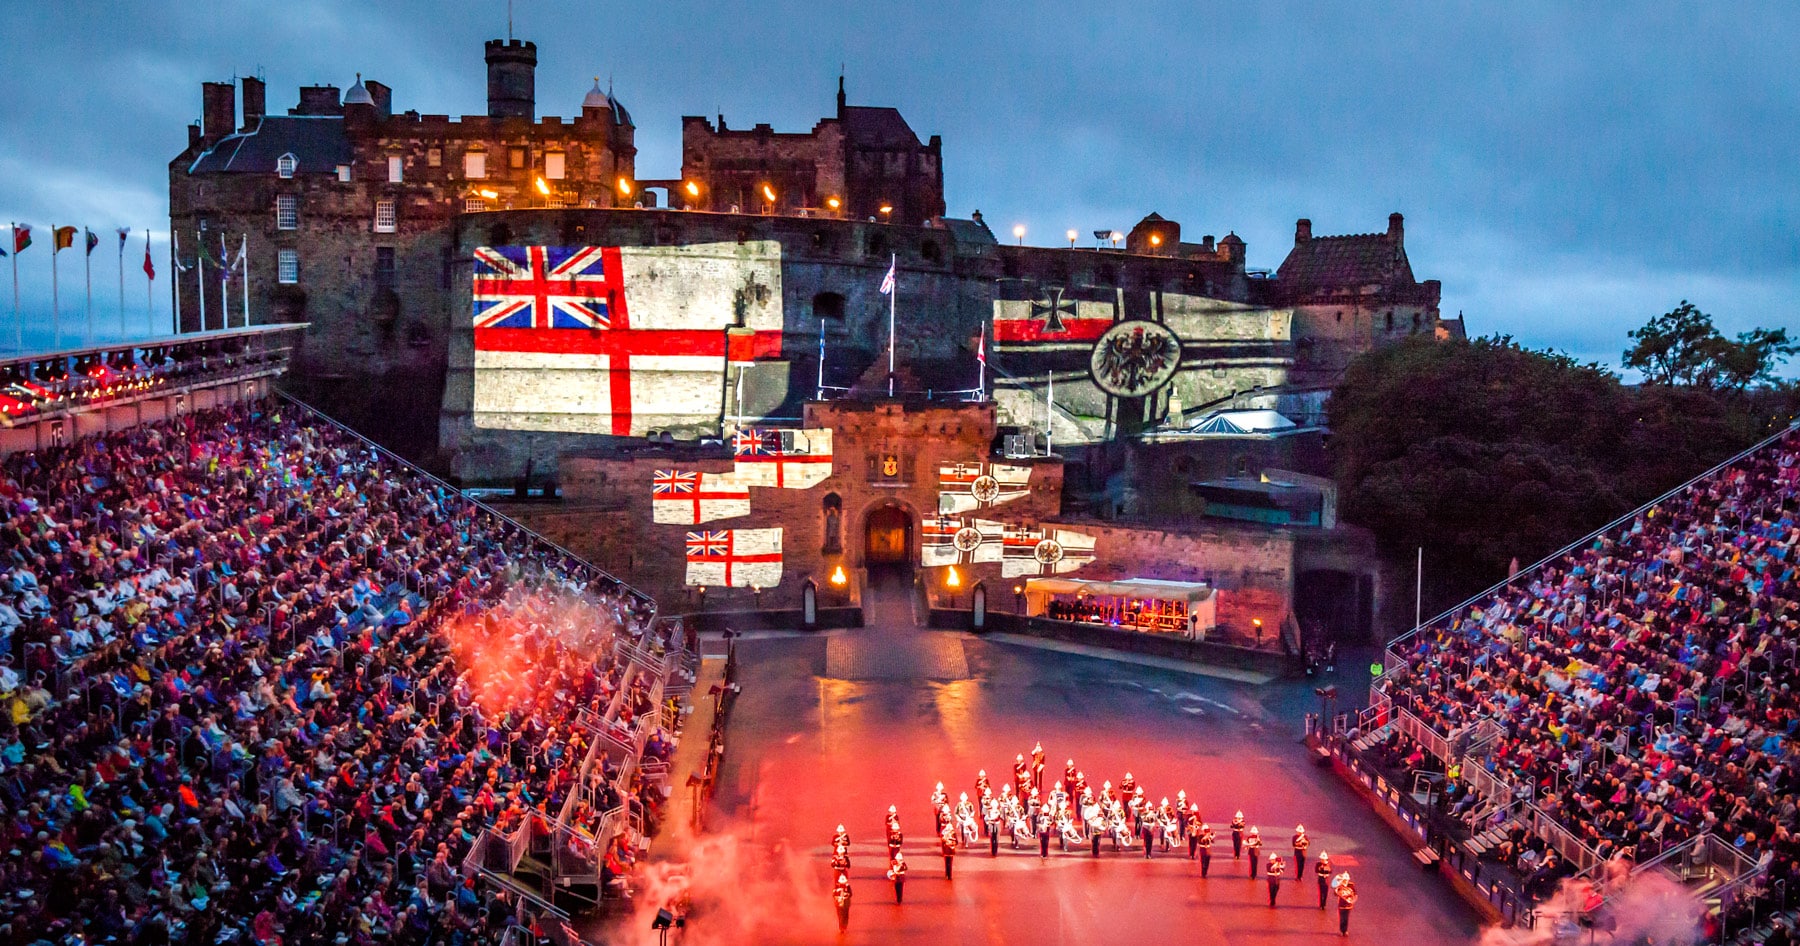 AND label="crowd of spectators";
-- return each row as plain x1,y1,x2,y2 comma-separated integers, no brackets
1377,425,1799,908
0,398,677,946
